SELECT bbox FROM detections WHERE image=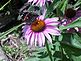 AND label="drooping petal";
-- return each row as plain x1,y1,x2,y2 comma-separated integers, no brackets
45,28,61,35
78,28,81,33
32,0,38,5
38,33,43,46
76,10,81,13
38,15,44,20
46,22,59,26
35,33,38,46
40,0,43,7
75,27,79,32
75,12,81,18
45,17,59,22
28,0,33,2
61,19,67,26
45,18,59,25
25,32,32,45
22,25,28,32
40,0,46,7
43,31,52,43
40,32,45,45
47,0,51,1
30,32,35,46
41,6,47,17
36,0,40,6
46,25,59,30
25,28,32,35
